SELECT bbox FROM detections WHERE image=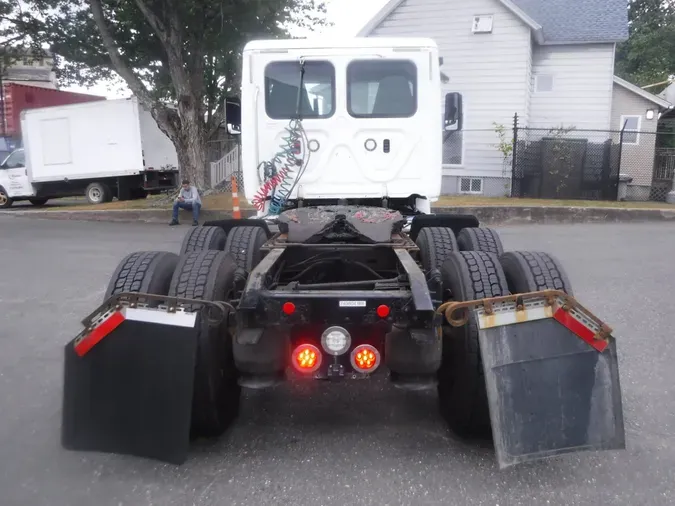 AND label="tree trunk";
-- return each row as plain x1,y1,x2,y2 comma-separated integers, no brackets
175,115,208,189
